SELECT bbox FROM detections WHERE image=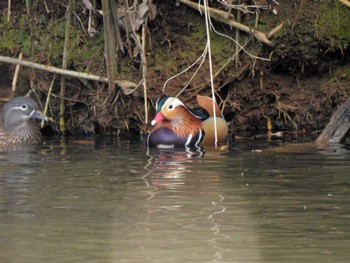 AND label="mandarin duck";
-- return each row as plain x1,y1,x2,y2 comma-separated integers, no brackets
0,97,47,148
147,95,228,147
